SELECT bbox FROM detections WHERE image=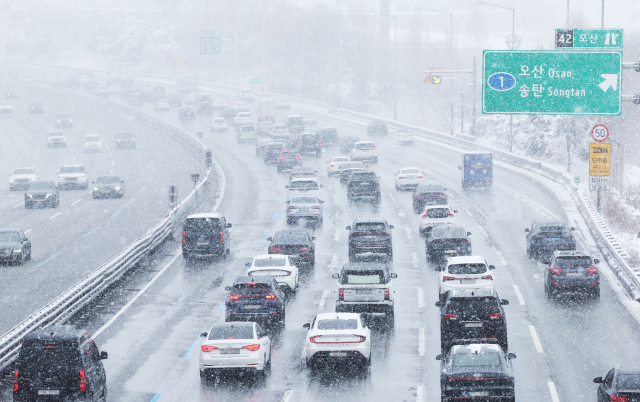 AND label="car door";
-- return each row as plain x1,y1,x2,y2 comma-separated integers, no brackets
19,231,29,254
